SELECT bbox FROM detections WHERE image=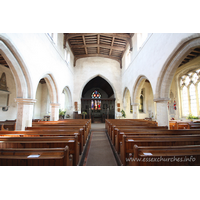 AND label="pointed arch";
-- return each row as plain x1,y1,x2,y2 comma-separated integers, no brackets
122,87,131,108
41,74,59,104
0,35,33,98
155,34,200,100
62,86,73,110
132,75,148,104
79,74,117,102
